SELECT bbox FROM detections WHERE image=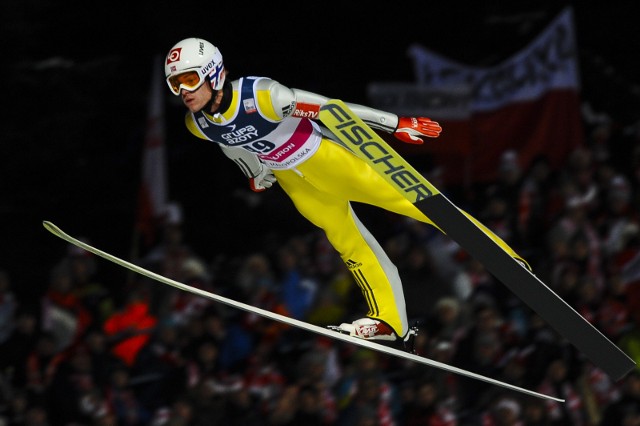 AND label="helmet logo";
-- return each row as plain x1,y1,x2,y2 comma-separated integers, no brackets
200,59,217,76
166,48,182,64
208,62,224,90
